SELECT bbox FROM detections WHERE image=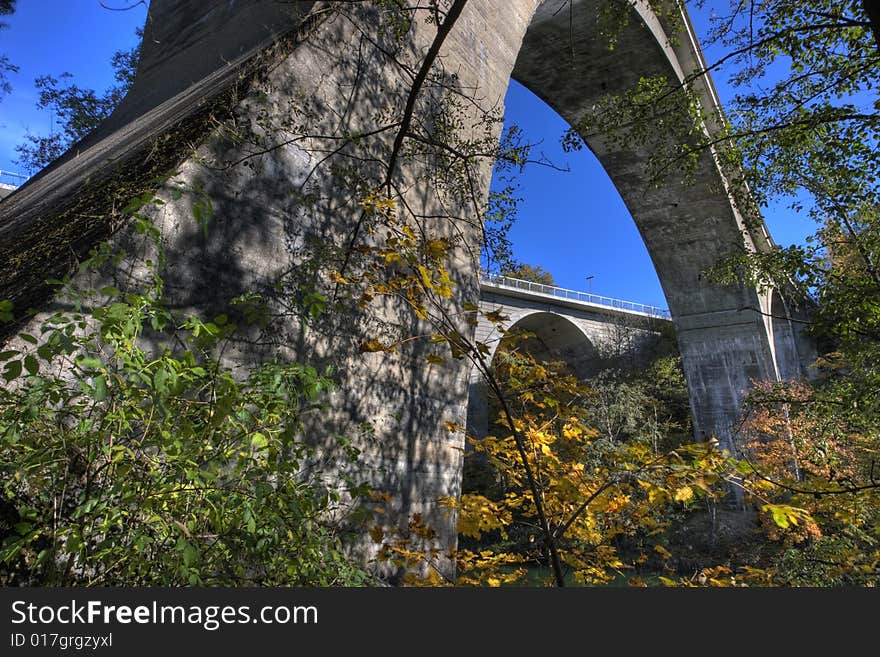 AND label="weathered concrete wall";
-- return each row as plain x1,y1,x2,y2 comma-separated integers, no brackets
0,2,317,324
0,0,811,568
